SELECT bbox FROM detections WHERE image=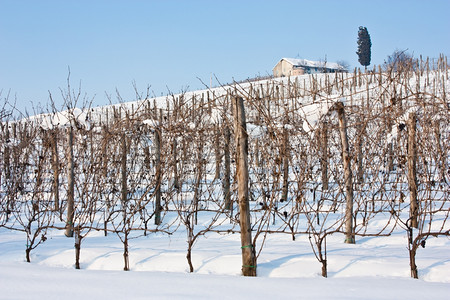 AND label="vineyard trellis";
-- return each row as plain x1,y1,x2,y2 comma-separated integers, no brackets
1,56,449,278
